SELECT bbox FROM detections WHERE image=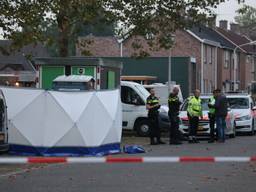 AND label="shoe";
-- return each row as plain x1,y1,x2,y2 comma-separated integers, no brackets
193,138,200,143
169,141,182,145
150,141,158,145
188,139,194,143
157,140,166,144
